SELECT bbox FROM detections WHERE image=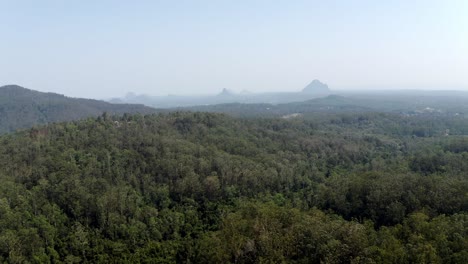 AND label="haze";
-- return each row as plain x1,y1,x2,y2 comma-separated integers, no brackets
1,0,467,98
